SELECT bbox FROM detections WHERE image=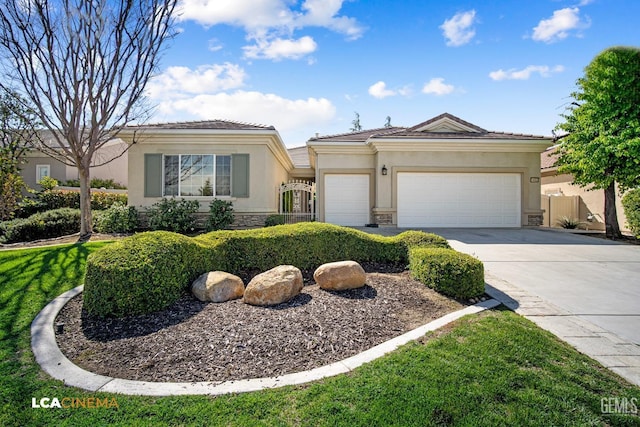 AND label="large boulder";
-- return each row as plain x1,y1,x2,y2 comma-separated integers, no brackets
192,271,244,303
243,265,303,306
314,260,366,291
